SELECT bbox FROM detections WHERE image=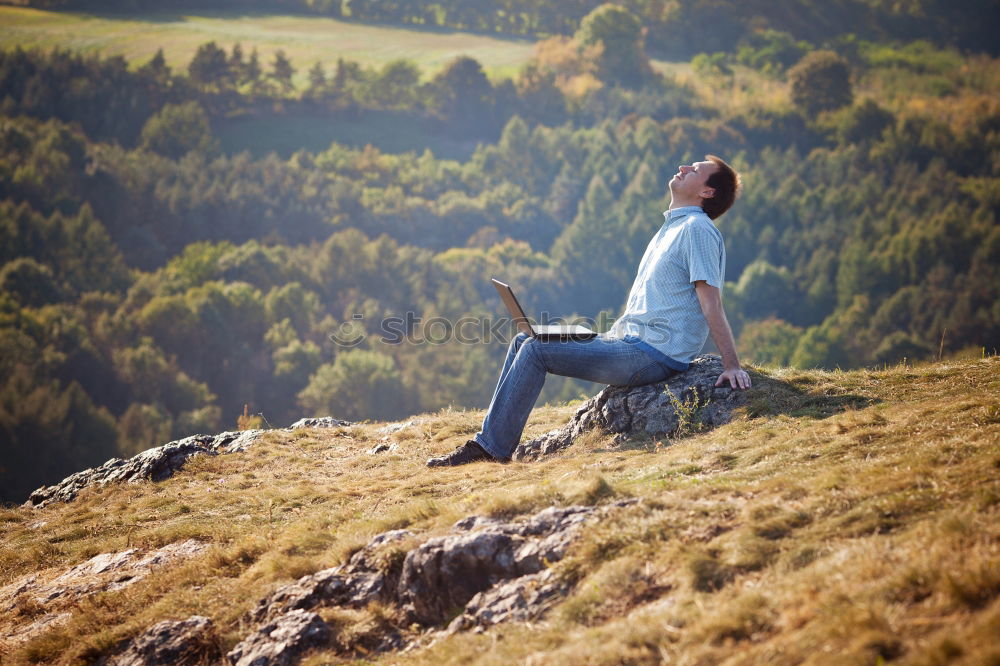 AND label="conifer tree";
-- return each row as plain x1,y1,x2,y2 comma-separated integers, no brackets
139,48,170,84
188,41,230,90
229,42,246,85
246,48,263,95
270,50,296,95
306,61,327,99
